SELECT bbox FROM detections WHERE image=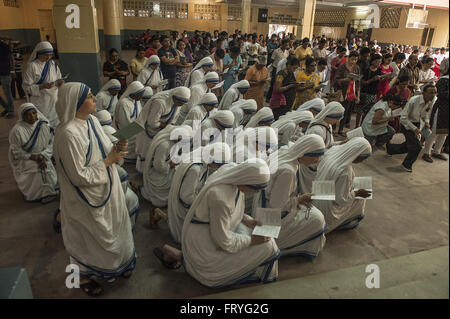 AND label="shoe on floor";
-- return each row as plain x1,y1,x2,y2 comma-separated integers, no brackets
401,164,412,172
422,154,433,163
432,153,448,161
0,110,7,117
5,112,14,119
